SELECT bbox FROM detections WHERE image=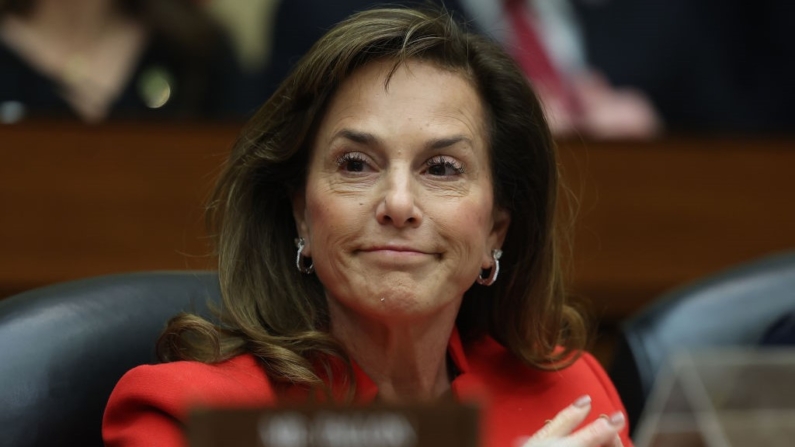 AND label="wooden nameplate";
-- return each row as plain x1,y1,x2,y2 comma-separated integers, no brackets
188,402,480,447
